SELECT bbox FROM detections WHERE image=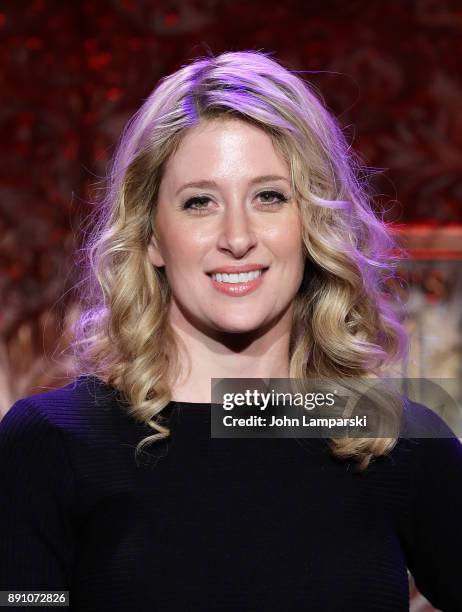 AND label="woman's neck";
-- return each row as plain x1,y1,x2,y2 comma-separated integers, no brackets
167,318,292,404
